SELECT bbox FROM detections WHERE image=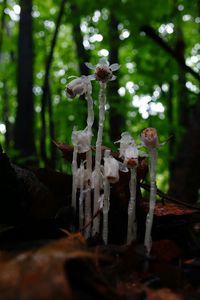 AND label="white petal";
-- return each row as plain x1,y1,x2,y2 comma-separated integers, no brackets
85,62,95,70
110,75,116,81
118,162,129,173
138,150,148,157
99,57,108,65
88,74,96,80
110,63,120,71
67,75,78,80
